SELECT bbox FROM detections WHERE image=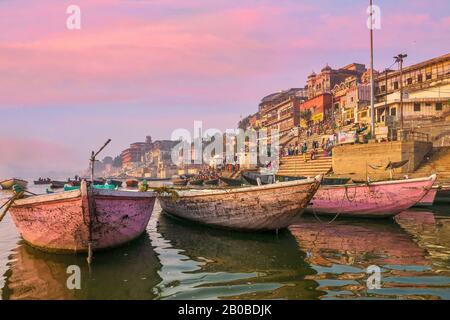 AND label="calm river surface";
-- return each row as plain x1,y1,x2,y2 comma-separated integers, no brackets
1,184,450,299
